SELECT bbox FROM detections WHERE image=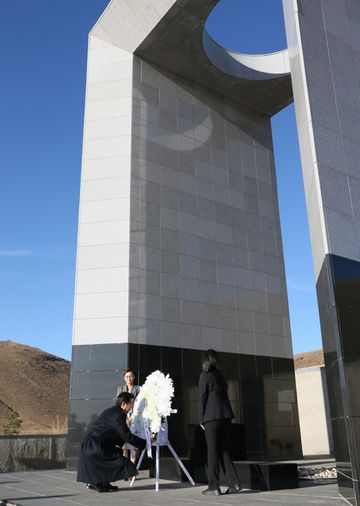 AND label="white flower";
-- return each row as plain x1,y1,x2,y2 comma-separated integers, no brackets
130,370,174,438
